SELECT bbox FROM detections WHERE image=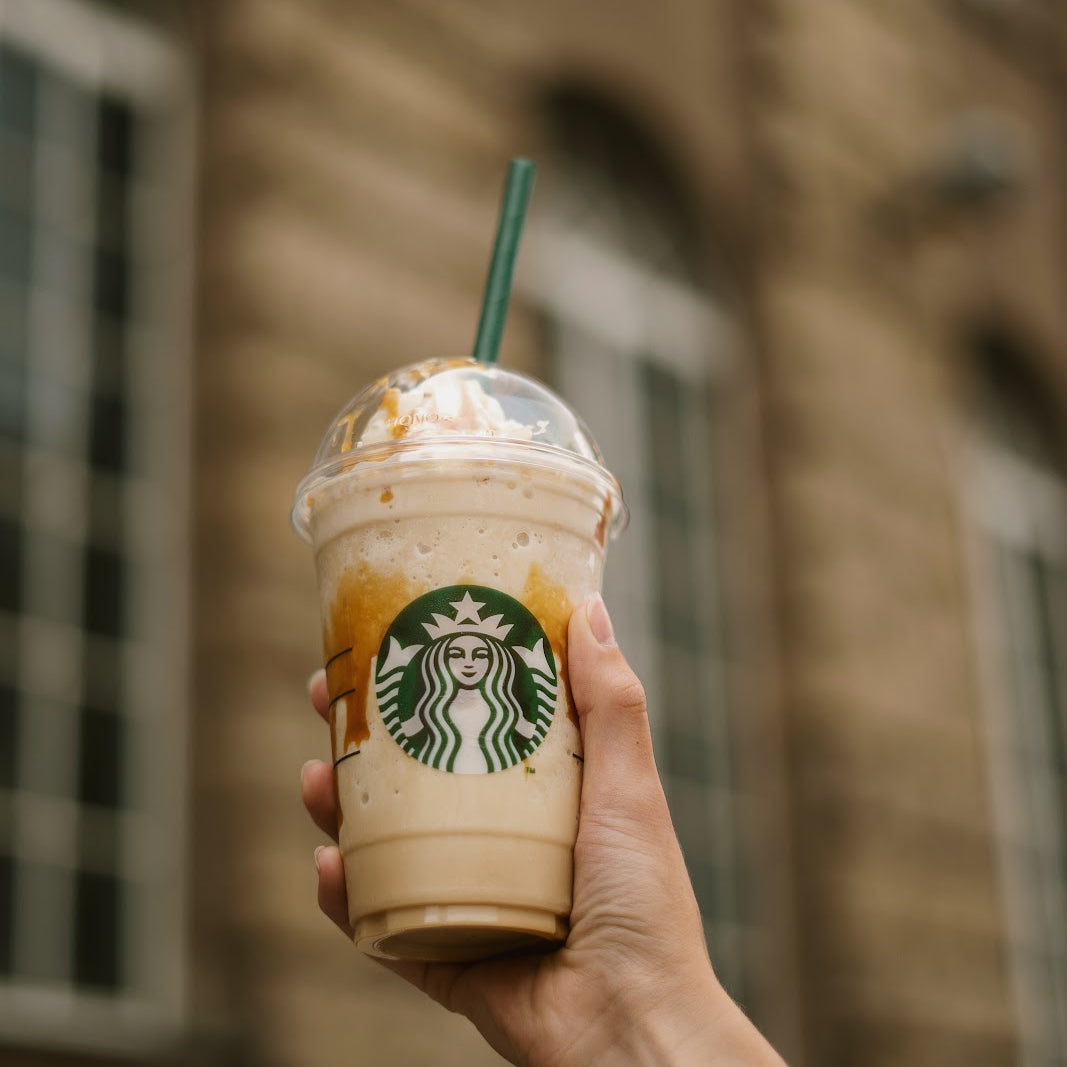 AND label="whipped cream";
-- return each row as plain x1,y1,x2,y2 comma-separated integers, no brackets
361,377,542,445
